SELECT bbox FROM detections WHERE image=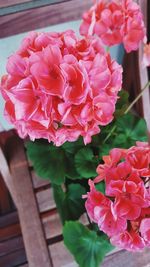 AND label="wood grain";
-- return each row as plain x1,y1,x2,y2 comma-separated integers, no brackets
0,222,21,242
0,173,11,215
0,0,92,38
7,136,53,267
50,241,76,267
0,211,18,228
0,248,27,267
0,0,30,8
31,170,50,190
36,188,55,213
0,235,24,256
101,248,150,267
